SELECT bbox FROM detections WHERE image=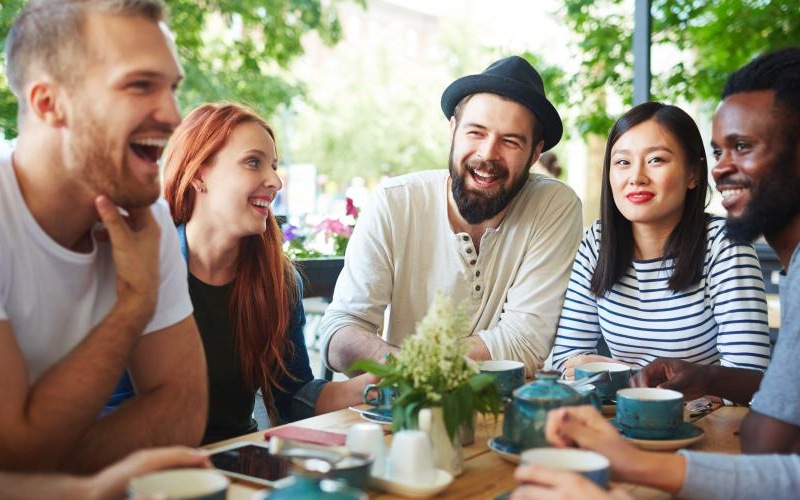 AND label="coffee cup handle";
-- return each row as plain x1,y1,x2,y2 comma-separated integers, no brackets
363,384,380,406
